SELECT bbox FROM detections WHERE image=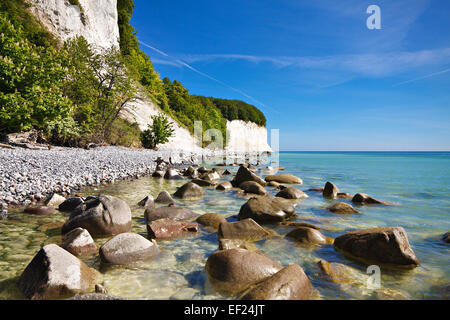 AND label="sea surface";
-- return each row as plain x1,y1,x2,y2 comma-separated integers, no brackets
0,151,449,300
